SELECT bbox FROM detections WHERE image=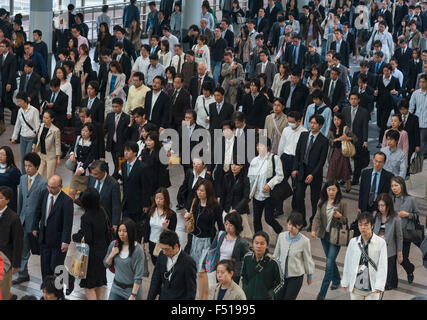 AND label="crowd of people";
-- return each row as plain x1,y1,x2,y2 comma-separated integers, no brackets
0,0,426,301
